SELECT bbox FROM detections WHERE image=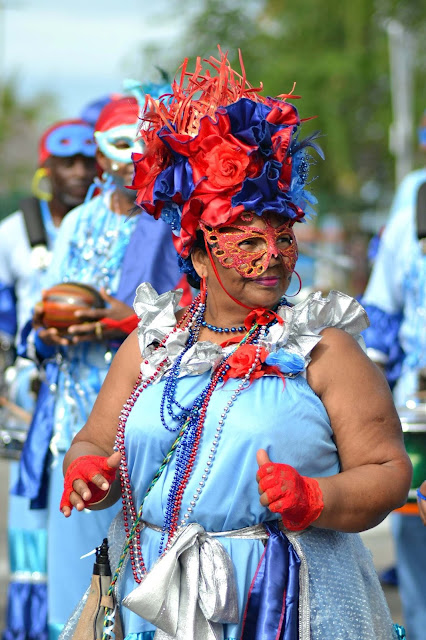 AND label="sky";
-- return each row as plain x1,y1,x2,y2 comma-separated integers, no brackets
2,0,184,120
